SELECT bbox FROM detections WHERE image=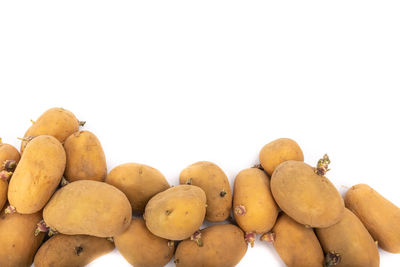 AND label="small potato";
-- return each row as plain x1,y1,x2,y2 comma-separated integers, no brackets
0,209,45,267
316,209,380,267
21,107,81,153
174,224,248,267
259,138,304,176
179,161,232,222
233,168,278,245
267,213,324,267
8,135,66,214
64,131,107,182
271,160,344,228
0,180,7,210
43,180,131,237
0,139,21,169
34,234,115,267
106,163,170,214
114,218,175,267
345,184,400,253
0,140,20,211
144,185,206,240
